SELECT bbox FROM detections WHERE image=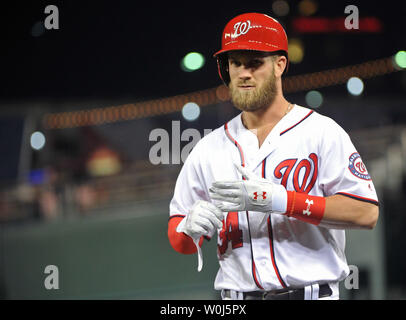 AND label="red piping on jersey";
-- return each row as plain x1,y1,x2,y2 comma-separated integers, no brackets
261,158,266,177
252,261,264,290
245,211,264,290
280,110,314,136
263,158,288,288
224,121,263,289
336,192,379,206
267,217,287,288
224,122,245,167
